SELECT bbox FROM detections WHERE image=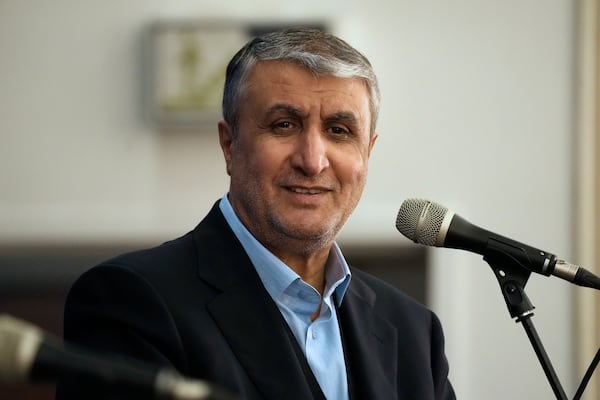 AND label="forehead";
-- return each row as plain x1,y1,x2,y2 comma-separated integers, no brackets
245,60,368,94
242,60,371,117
